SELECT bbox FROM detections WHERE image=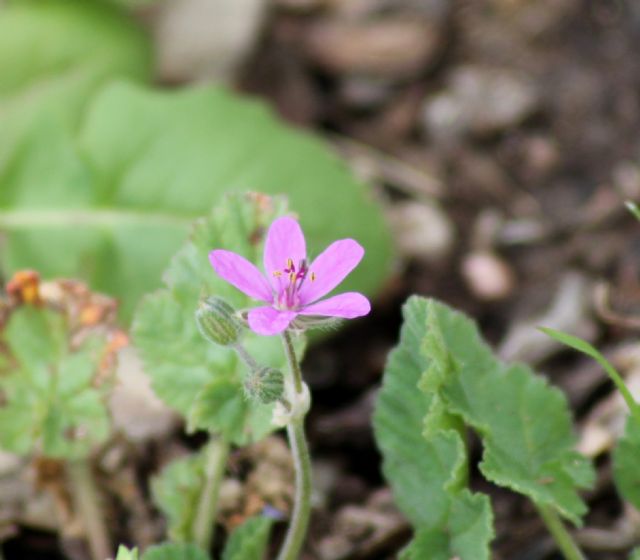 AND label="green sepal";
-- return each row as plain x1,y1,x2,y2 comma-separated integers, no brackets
195,297,243,348
243,367,285,405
